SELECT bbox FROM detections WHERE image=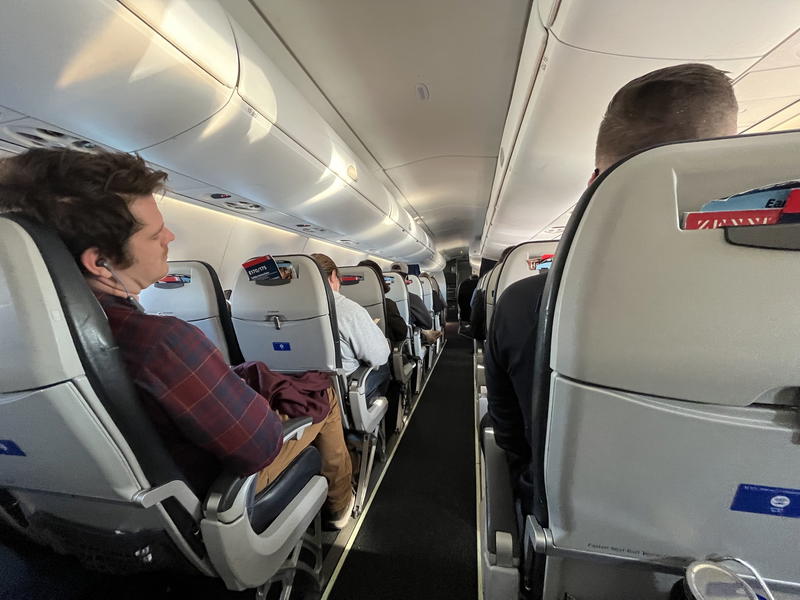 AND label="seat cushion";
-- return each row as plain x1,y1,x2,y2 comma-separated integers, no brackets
249,447,322,534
